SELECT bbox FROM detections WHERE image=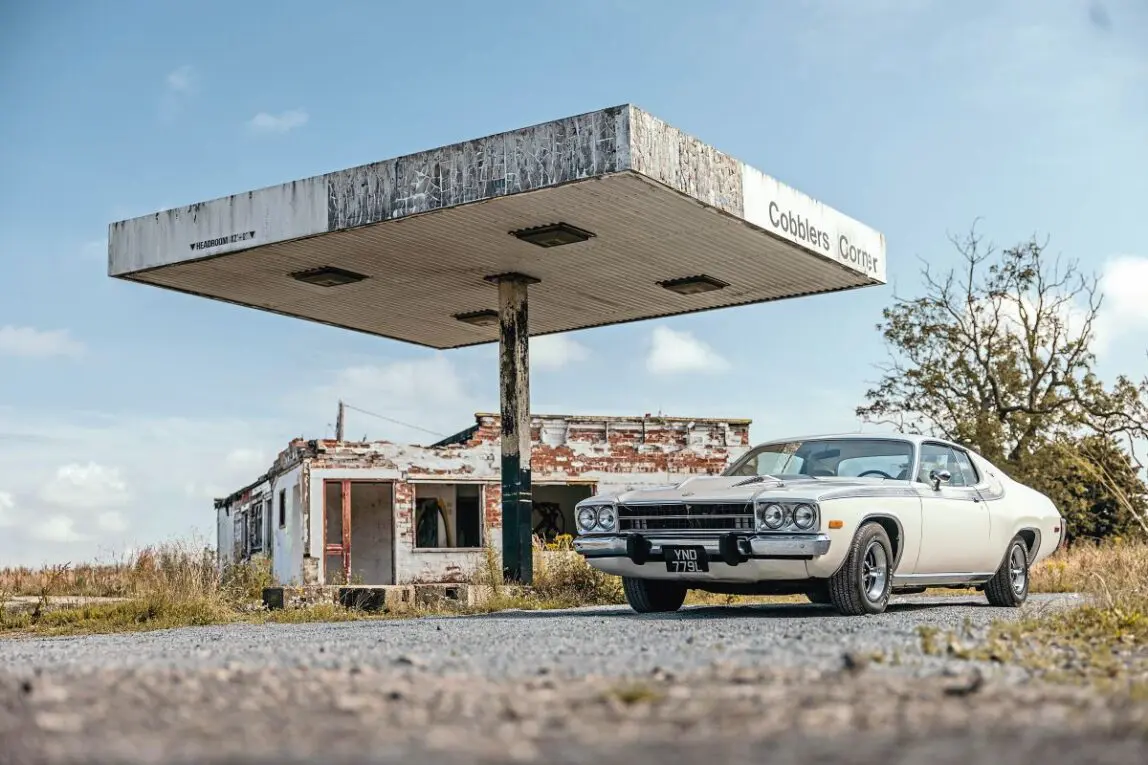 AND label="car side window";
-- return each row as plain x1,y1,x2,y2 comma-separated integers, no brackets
951,448,980,486
838,455,911,478
917,443,969,487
